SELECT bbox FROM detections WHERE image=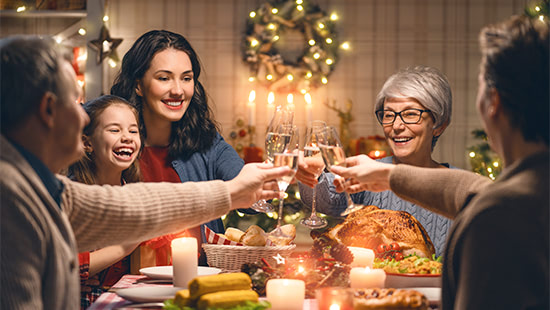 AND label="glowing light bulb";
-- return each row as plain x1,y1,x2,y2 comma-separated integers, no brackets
266,74,273,80
313,53,320,59
287,74,294,81
318,23,325,29
251,39,259,47
330,13,339,21
326,38,333,44
297,5,303,11
535,6,541,12
248,76,255,82
493,161,499,167
487,167,493,173
321,77,328,84
268,23,276,30
103,15,109,22
273,35,280,41
341,41,350,50
78,28,86,36
108,58,117,68
469,152,476,158
249,11,256,18
326,58,333,65
16,6,26,12
306,72,312,78
296,0,303,4
539,15,545,21
271,8,278,14
308,39,316,46
329,305,341,310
